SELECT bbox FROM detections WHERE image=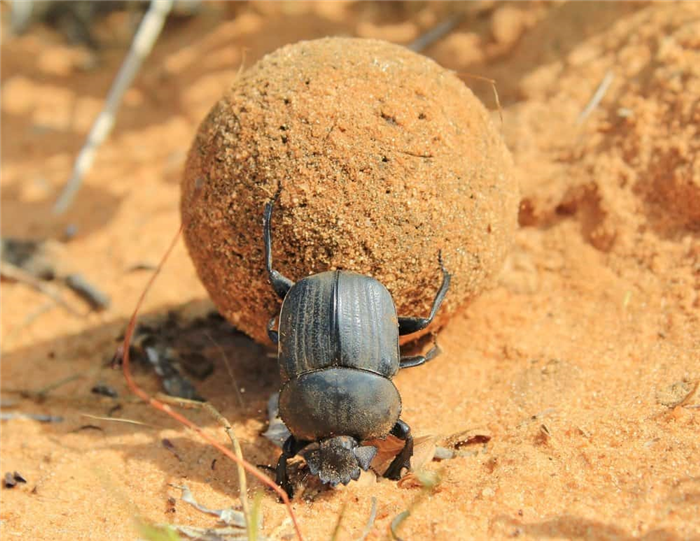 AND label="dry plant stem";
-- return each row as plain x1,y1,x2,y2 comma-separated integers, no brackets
359,497,378,541
577,70,614,124
202,402,250,530
408,14,464,52
156,394,251,537
119,224,303,541
457,73,503,125
80,413,154,427
34,373,85,398
4,372,88,401
330,501,348,541
53,0,174,214
0,261,82,316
